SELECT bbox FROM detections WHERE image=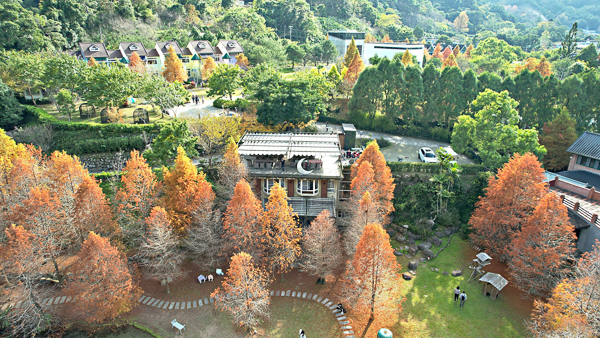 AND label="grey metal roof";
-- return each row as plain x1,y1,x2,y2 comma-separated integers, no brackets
216,40,244,55
107,49,123,59
147,49,160,57
119,42,148,57
567,131,600,159
479,272,508,291
156,41,183,55
557,170,600,189
189,40,215,55
79,42,109,59
238,133,341,157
